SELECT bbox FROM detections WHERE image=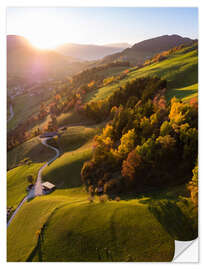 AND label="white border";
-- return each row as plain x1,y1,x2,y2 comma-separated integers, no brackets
0,0,202,268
